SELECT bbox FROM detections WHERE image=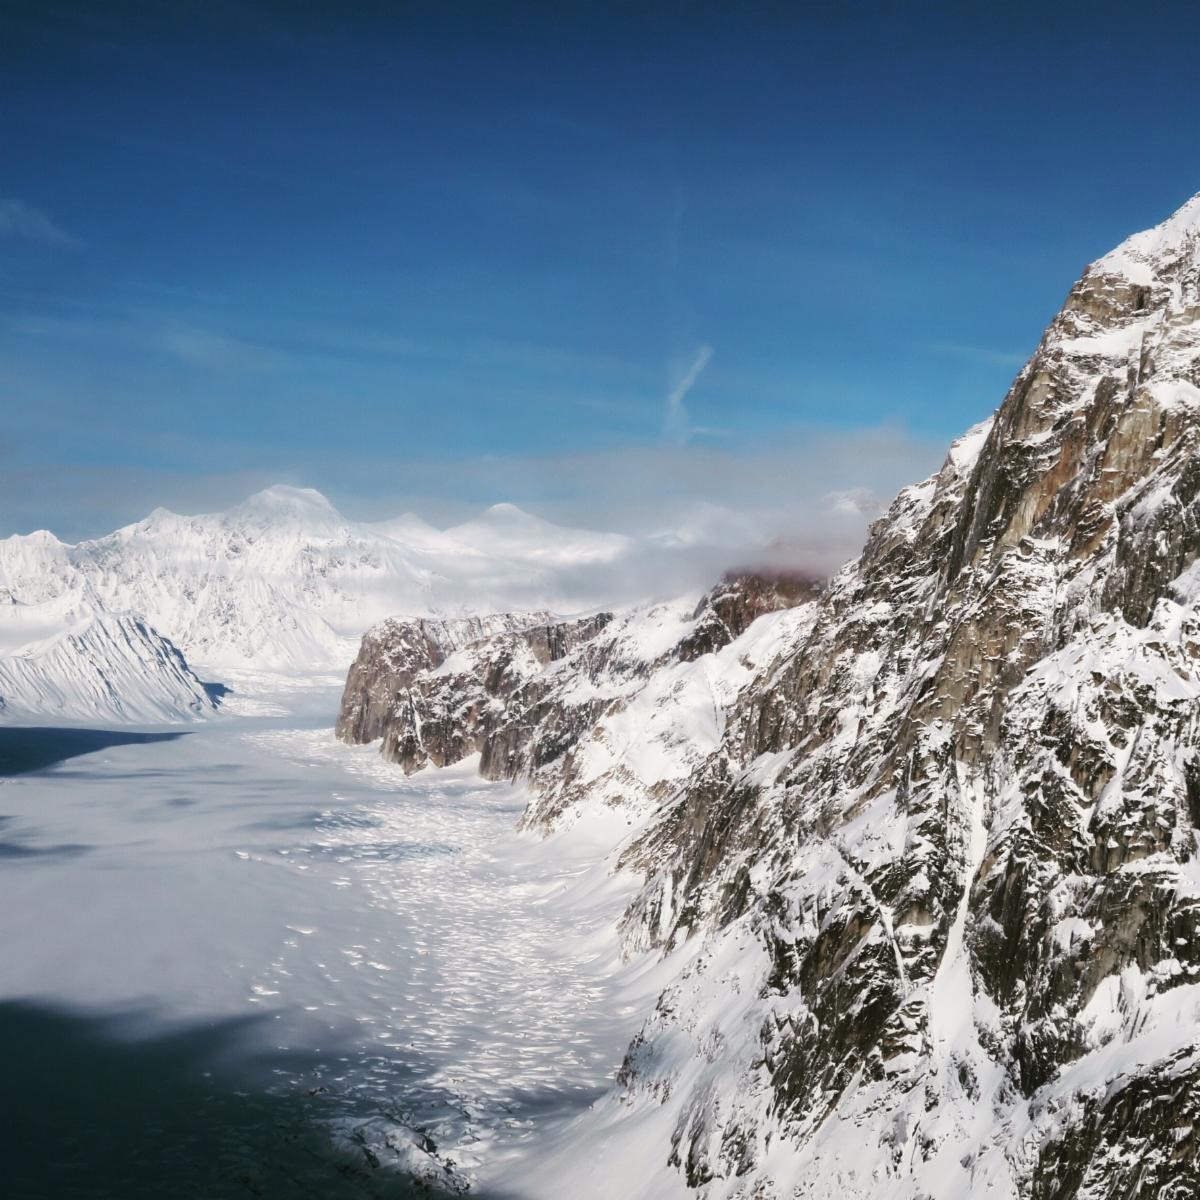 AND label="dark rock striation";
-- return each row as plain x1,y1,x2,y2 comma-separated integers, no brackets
334,611,553,746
